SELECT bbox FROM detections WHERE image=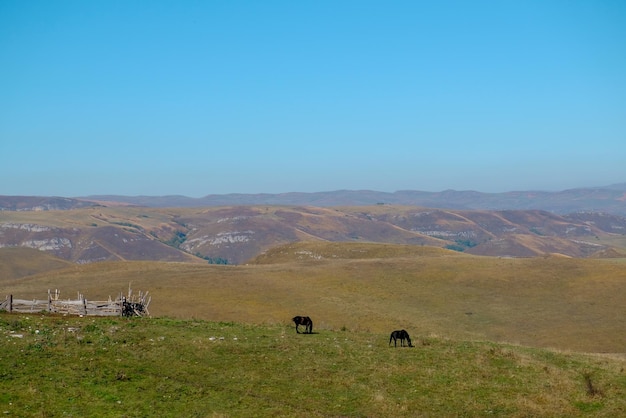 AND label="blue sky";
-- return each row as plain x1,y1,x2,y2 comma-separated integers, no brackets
1,1,625,197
